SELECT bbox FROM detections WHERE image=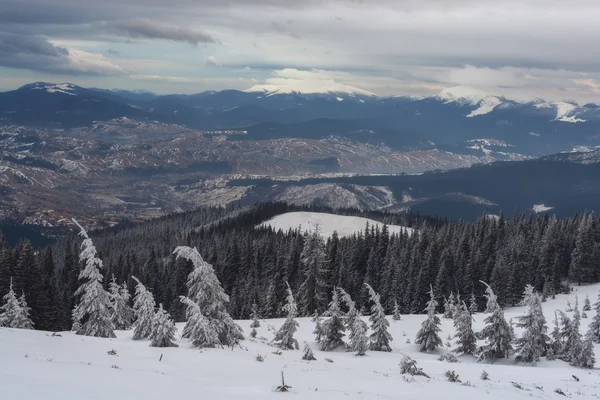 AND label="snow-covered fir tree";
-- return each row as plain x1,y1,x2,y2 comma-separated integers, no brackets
477,282,513,361
320,287,346,351
443,293,456,318
339,288,368,356
179,296,220,348
514,285,549,364
13,293,34,330
71,220,115,338
454,301,476,355
392,299,402,321
469,292,478,314
132,276,156,340
250,303,260,328
312,311,323,344
302,342,317,361
365,283,392,352
549,311,562,357
576,329,595,368
583,294,591,312
0,278,20,327
150,304,178,348
109,277,133,330
590,290,600,343
298,230,327,316
174,246,244,347
273,282,299,350
560,301,584,366
415,286,443,353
